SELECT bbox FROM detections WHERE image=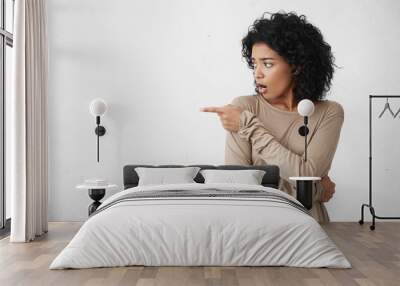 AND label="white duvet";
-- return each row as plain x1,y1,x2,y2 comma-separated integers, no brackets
50,183,351,269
